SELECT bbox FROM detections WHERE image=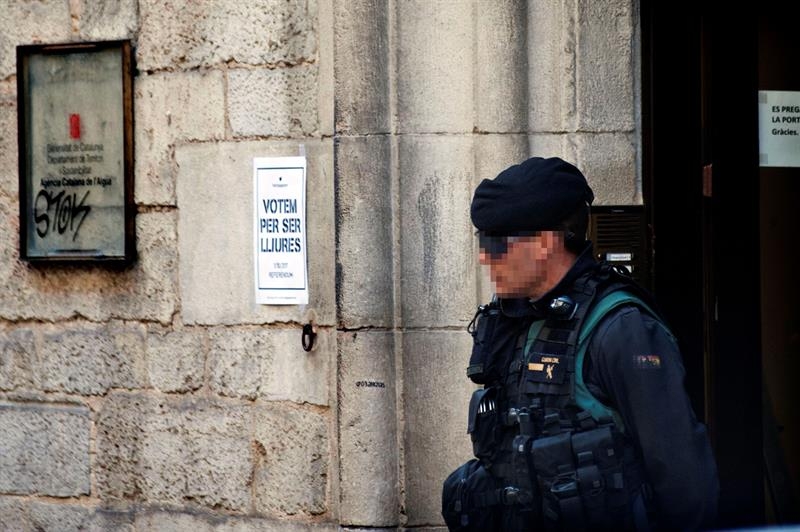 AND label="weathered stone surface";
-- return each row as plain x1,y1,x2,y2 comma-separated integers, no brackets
397,0,473,133
333,0,390,134
474,134,530,185
229,65,320,138
528,0,573,132
335,136,394,328
0,496,29,530
402,331,476,527
0,328,36,391
0,499,135,532
252,403,329,517
0,403,90,496
135,509,338,531
573,132,639,204
78,0,138,41
137,0,317,71
575,0,635,131
27,503,133,532
529,132,569,160
475,0,528,133
399,136,475,328
135,71,225,205
176,139,335,326
146,326,206,393
39,322,146,395
96,392,252,512
208,327,330,406
0,0,72,78
317,0,334,138
0,208,178,324
0,101,17,199
338,331,398,526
